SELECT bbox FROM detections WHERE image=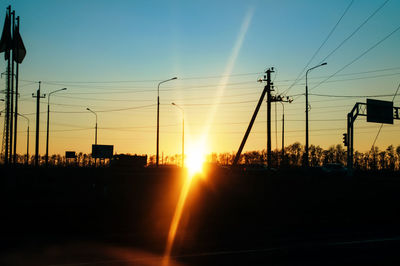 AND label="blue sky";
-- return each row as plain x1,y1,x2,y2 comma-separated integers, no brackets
1,0,400,156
